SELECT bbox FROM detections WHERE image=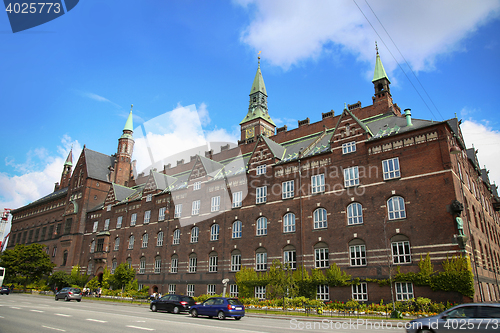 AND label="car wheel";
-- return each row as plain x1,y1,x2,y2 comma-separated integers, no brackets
418,330,434,333
235,316,241,320
191,309,198,318
151,304,157,312
65,296,70,301
76,299,81,302
55,296,58,301
173,306,180,314
217,311,226,320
